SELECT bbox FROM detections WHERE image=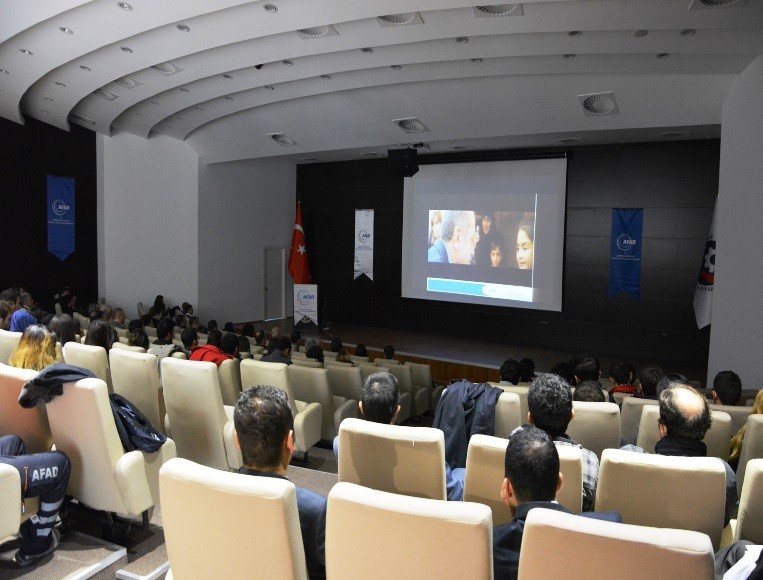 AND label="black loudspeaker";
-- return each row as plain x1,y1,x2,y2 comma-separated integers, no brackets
387,148,419,177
